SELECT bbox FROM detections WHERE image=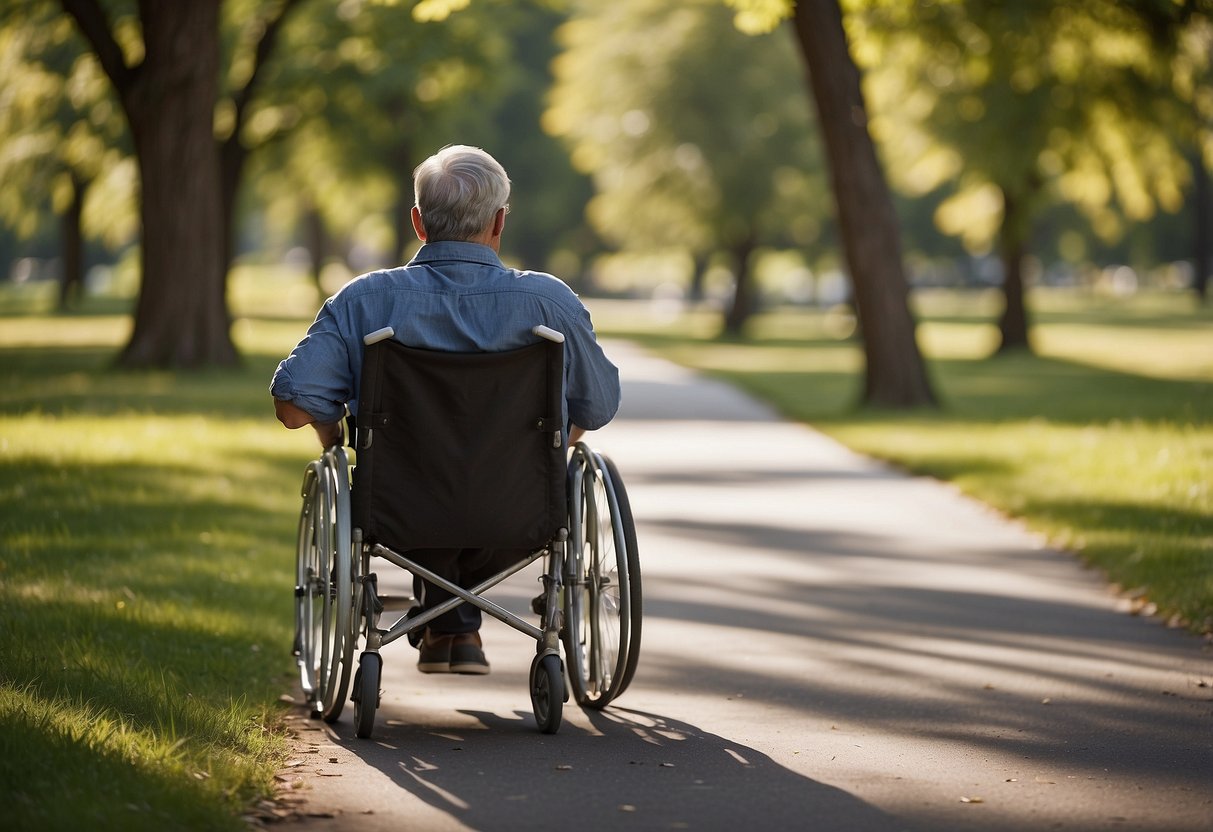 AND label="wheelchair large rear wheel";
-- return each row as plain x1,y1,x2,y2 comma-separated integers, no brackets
294,448,358,722
563,446,642,708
